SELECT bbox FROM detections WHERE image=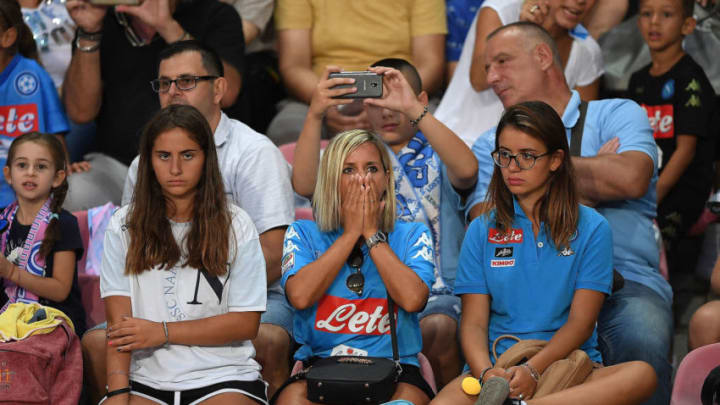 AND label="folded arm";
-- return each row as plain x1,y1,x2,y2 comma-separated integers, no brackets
572,150,654,202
